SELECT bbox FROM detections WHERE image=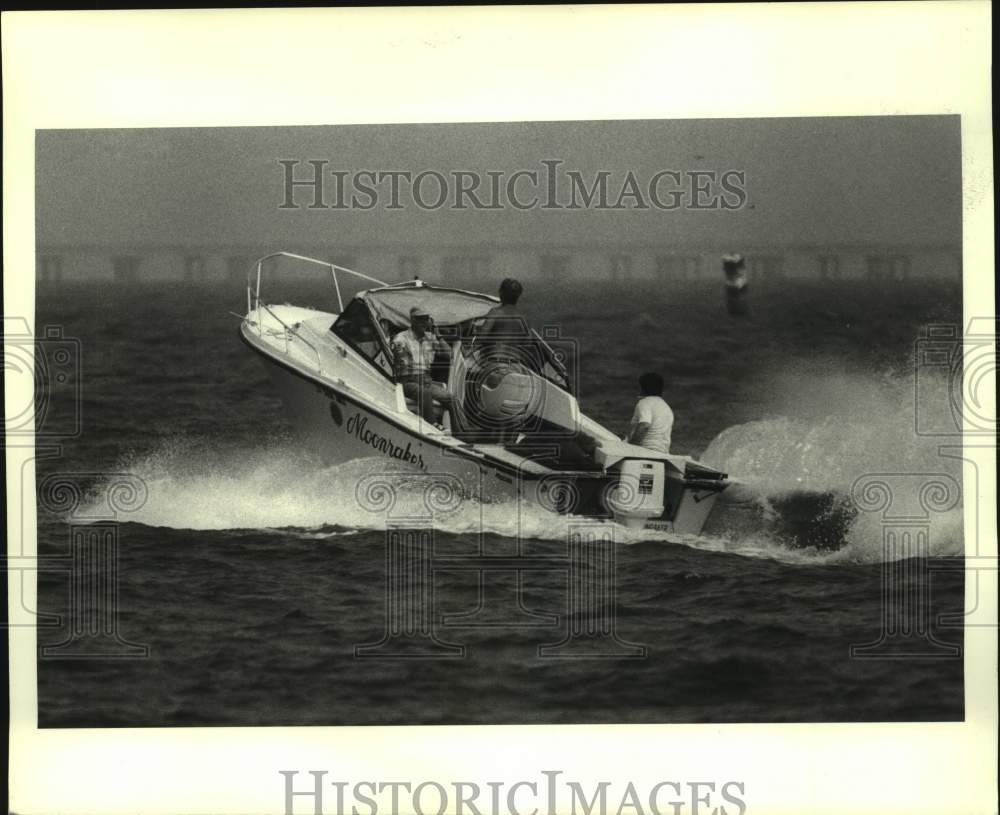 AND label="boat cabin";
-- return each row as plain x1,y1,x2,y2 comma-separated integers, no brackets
328,280,574,436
